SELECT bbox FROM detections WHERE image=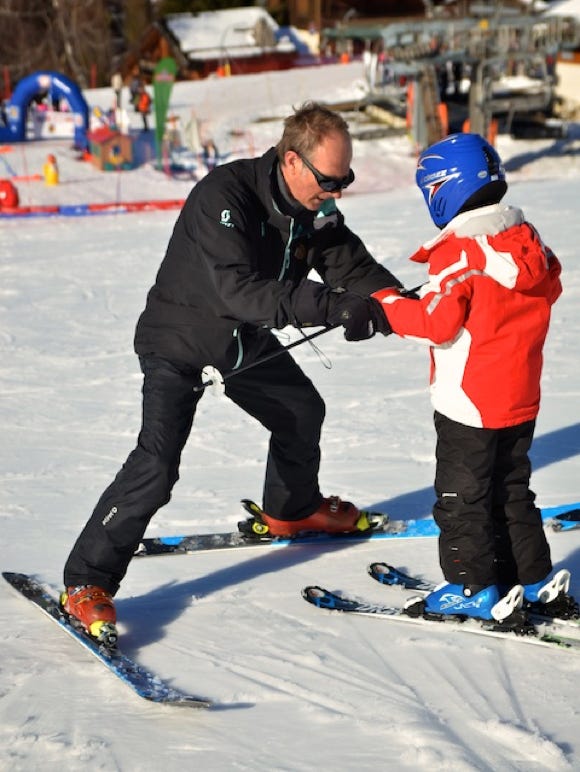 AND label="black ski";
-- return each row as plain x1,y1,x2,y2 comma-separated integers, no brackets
3,572,212,708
